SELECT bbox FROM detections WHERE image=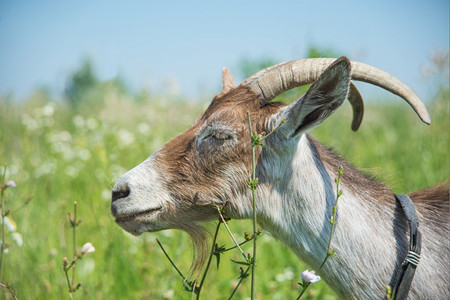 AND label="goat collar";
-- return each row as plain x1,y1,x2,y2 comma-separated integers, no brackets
391,194,422,299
